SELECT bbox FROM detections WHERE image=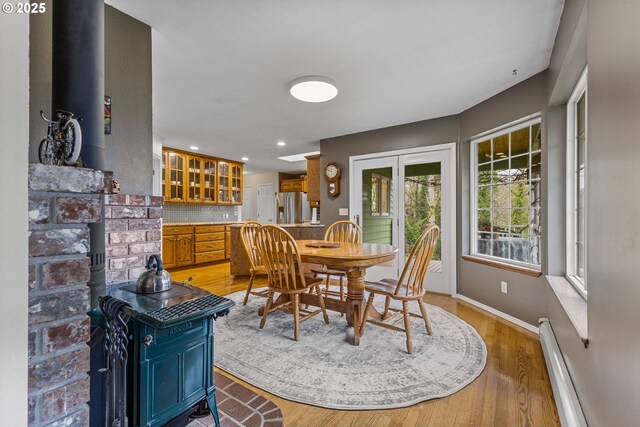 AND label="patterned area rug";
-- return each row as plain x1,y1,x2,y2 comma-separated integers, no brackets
214,289,487,410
